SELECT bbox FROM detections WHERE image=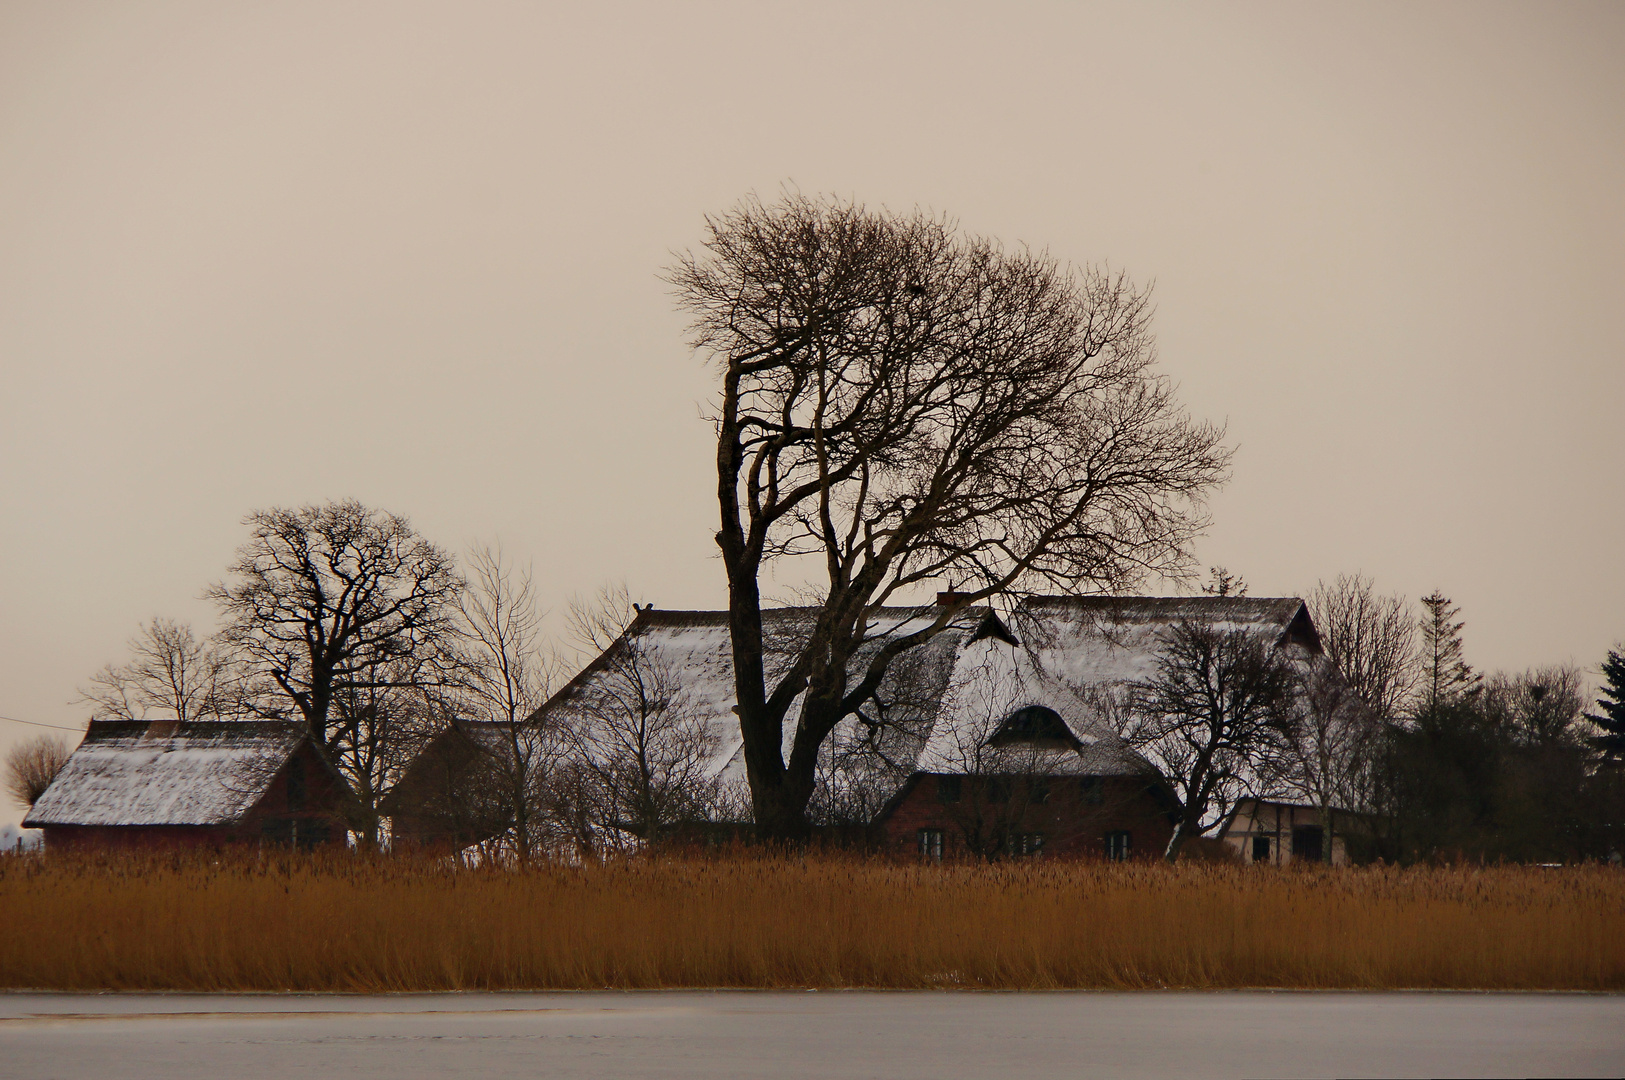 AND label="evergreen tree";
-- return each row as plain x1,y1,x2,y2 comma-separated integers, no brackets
1585,648,1625,765
1418,591,1477,715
